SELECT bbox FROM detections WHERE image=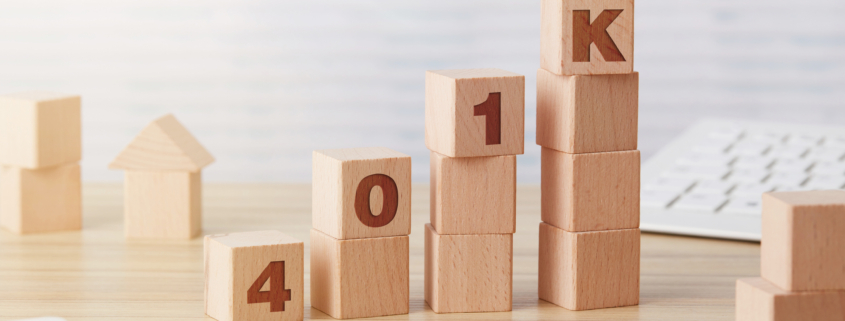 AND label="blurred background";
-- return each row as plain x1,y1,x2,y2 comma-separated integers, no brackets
1,0,843,183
